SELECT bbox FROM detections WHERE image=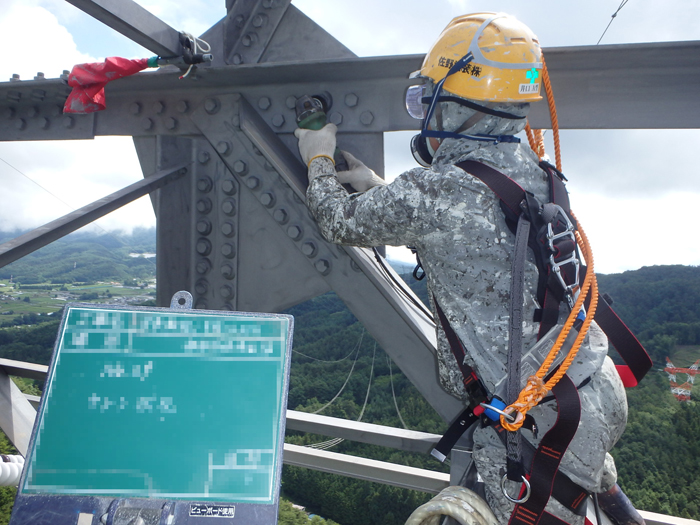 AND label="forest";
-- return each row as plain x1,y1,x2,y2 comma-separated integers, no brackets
0,230,699,524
